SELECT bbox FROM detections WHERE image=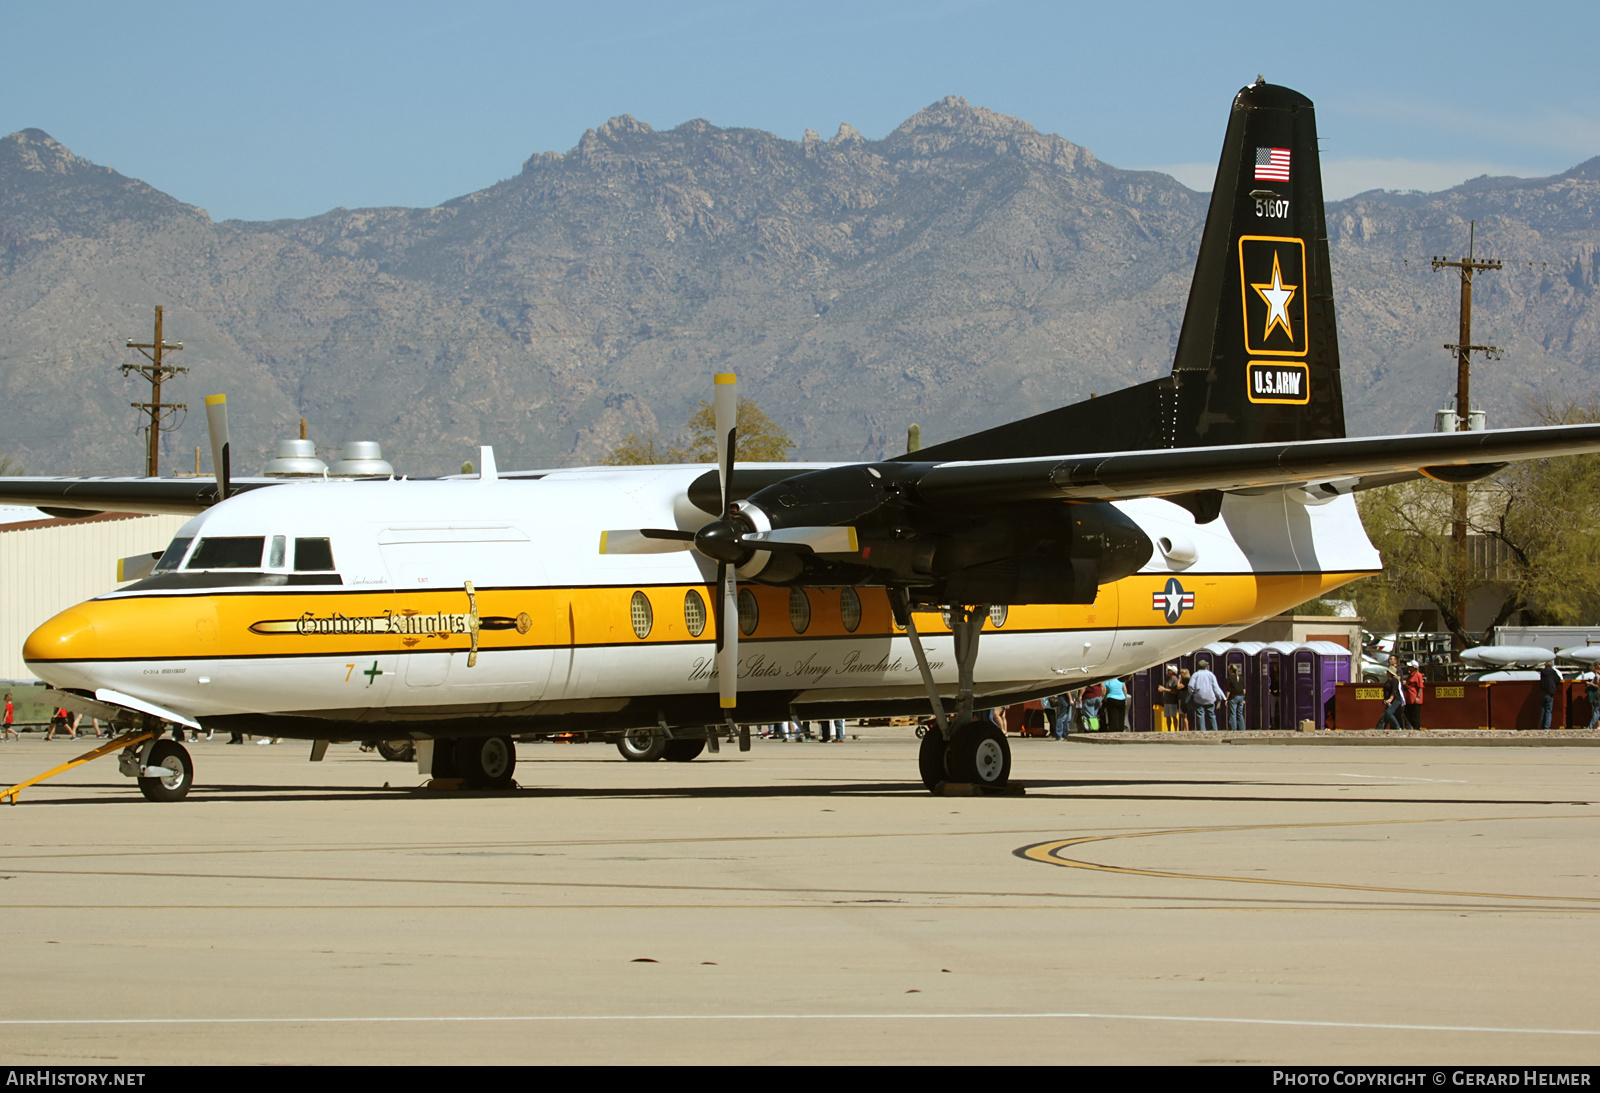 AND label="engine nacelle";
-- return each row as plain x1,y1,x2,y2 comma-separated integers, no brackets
730,463,1152,604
